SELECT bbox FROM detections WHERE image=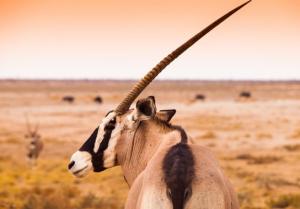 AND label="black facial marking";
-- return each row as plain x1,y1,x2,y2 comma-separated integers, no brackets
79,127,99,152
79,117,116,172
98,117,116,152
